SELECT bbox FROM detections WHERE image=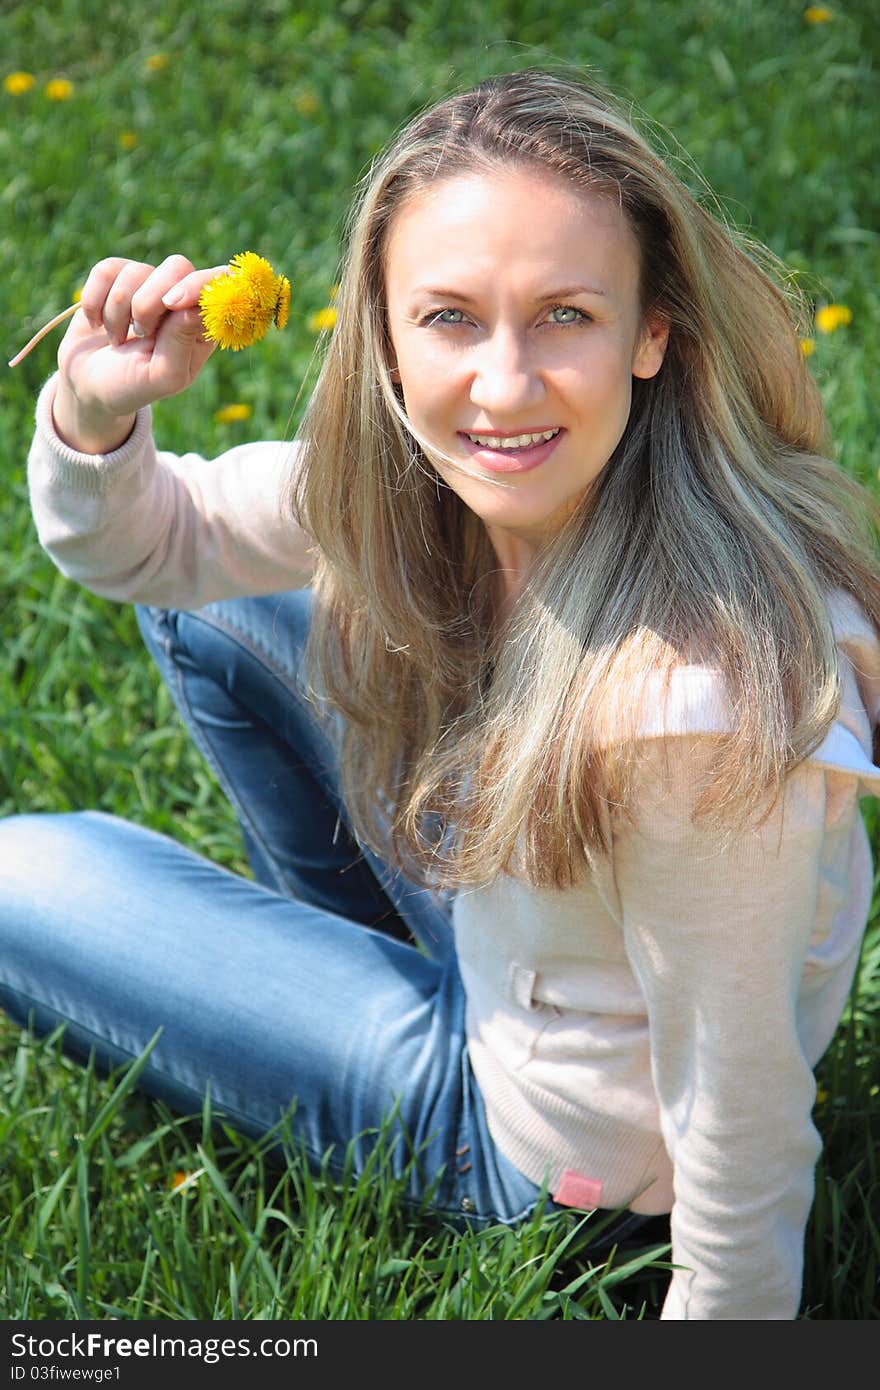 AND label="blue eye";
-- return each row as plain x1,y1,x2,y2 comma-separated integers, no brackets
547,305,586,324
429,308,466,325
